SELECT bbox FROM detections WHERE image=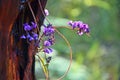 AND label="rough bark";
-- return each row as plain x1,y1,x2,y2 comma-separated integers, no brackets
0,0,47,80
